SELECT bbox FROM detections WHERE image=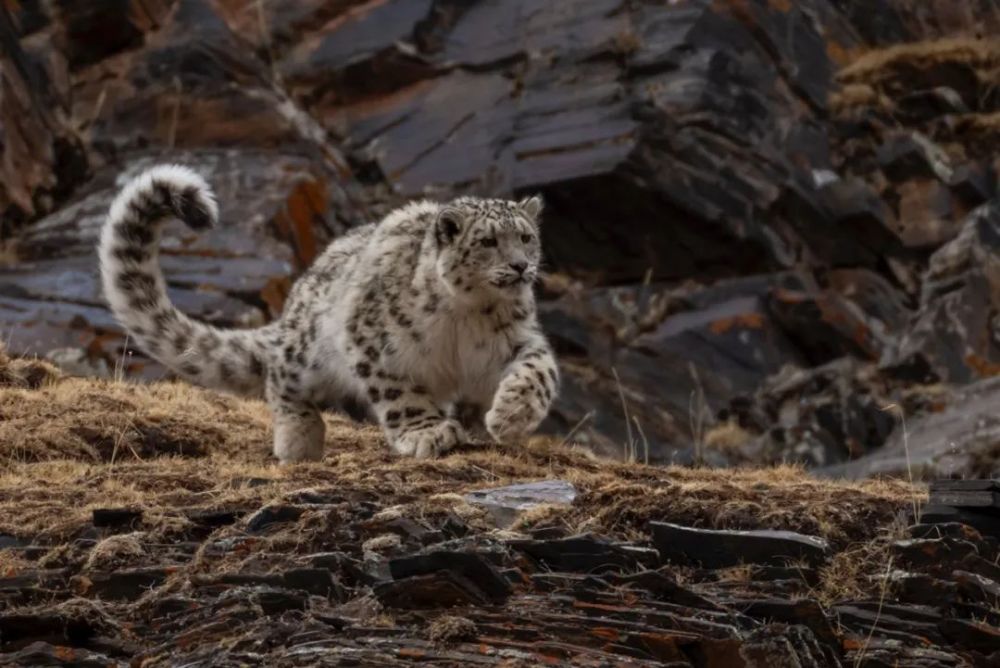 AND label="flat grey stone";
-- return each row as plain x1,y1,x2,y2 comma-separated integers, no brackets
465,480,577,528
